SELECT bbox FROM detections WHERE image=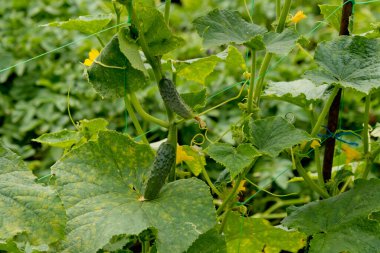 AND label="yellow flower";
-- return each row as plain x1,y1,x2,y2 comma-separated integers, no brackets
291,11,307,24
84,49,100,66
341,144,361,164
310,140,321,149
232,180,247,194
176,145,195,164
